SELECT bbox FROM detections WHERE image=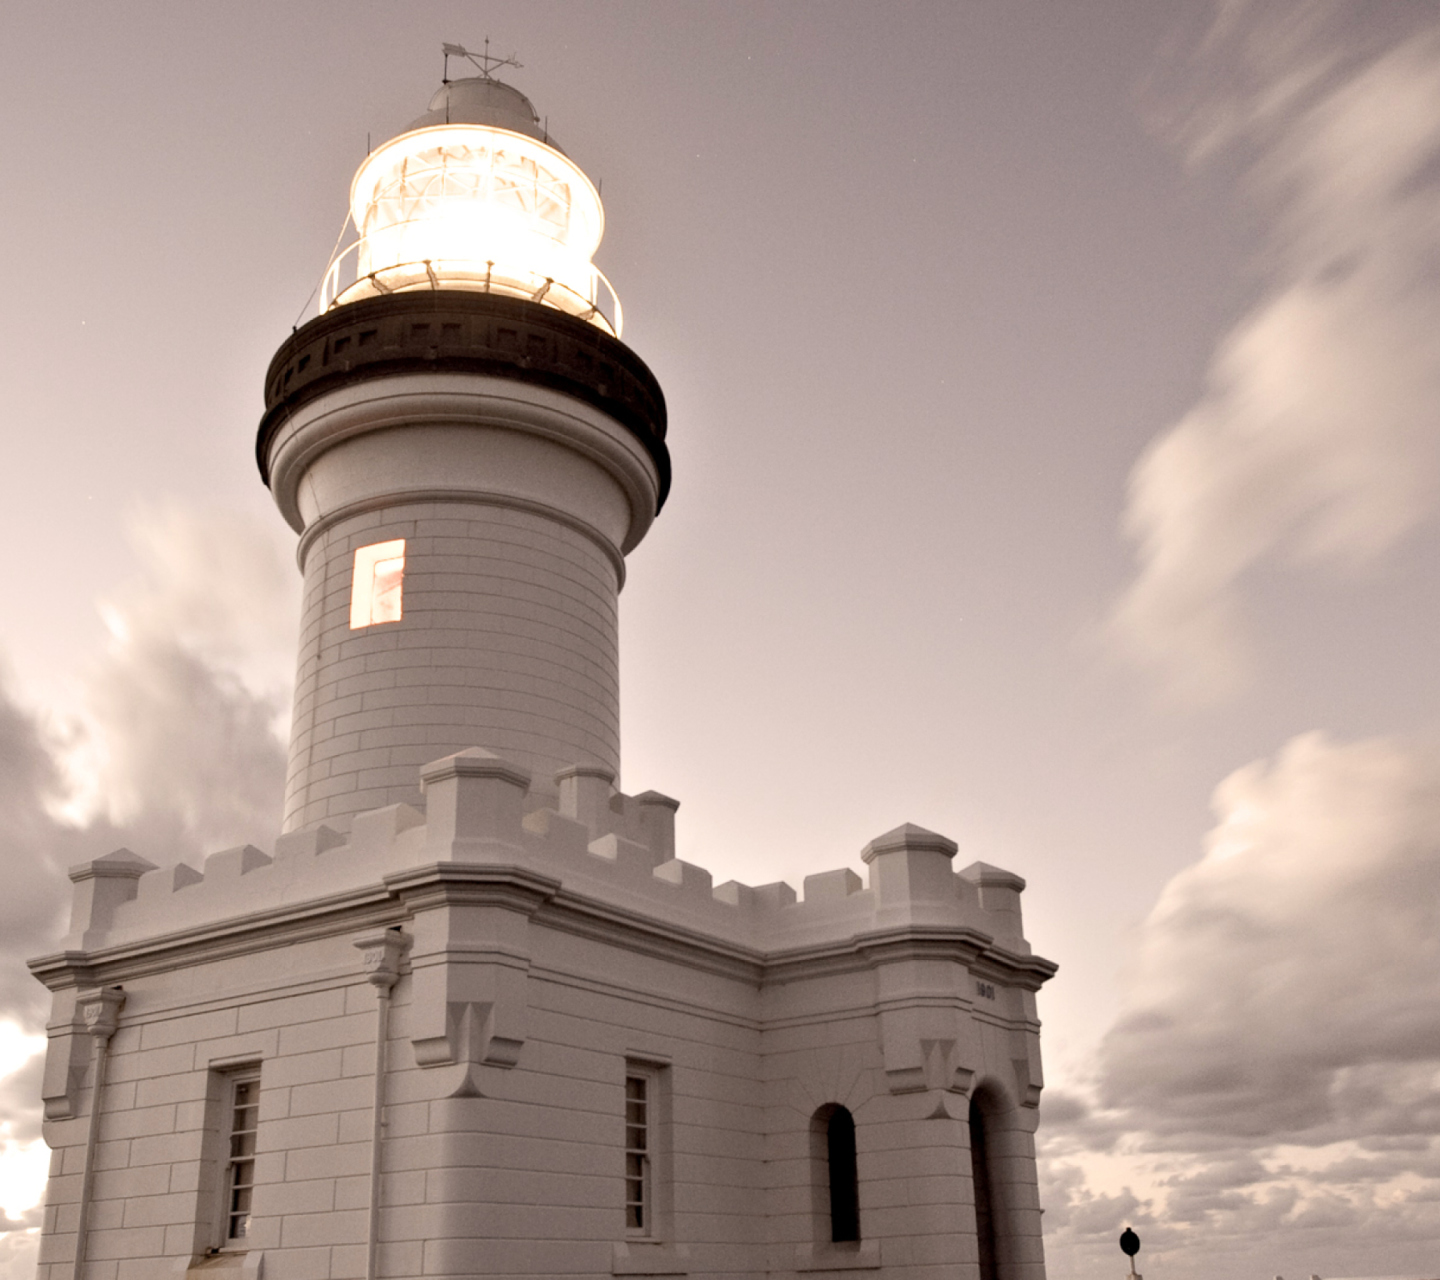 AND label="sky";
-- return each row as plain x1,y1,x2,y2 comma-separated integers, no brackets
2,2,1439,1277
